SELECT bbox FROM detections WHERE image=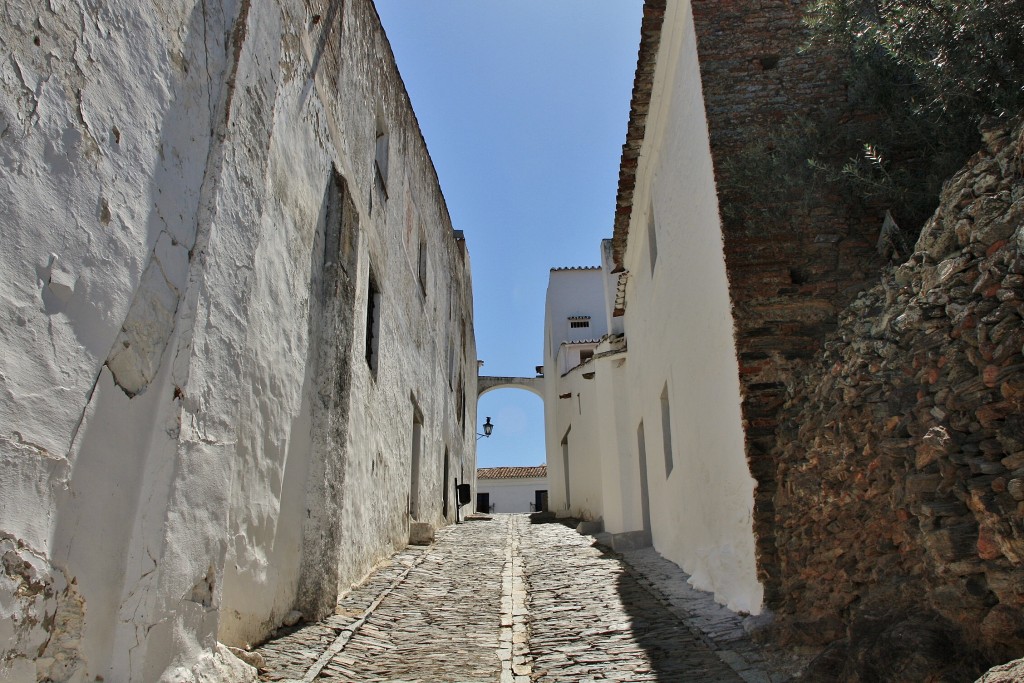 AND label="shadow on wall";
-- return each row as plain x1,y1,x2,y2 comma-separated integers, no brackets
46,2,236,677
217,169,333,646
